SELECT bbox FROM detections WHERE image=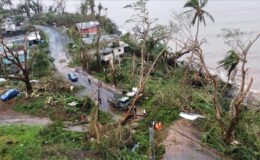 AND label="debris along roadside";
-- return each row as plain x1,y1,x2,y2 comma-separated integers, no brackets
179,112,205,120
